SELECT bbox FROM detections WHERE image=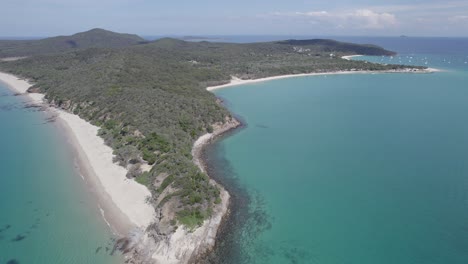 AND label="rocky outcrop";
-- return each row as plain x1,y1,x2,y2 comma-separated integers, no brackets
126,117,240,264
